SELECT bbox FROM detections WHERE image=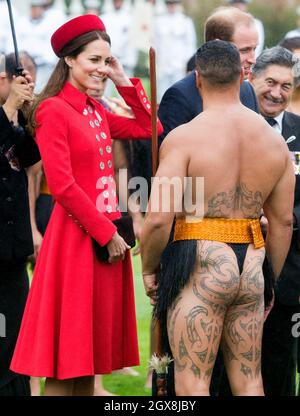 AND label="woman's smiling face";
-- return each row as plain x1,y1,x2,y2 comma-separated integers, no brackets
66,38,112,93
